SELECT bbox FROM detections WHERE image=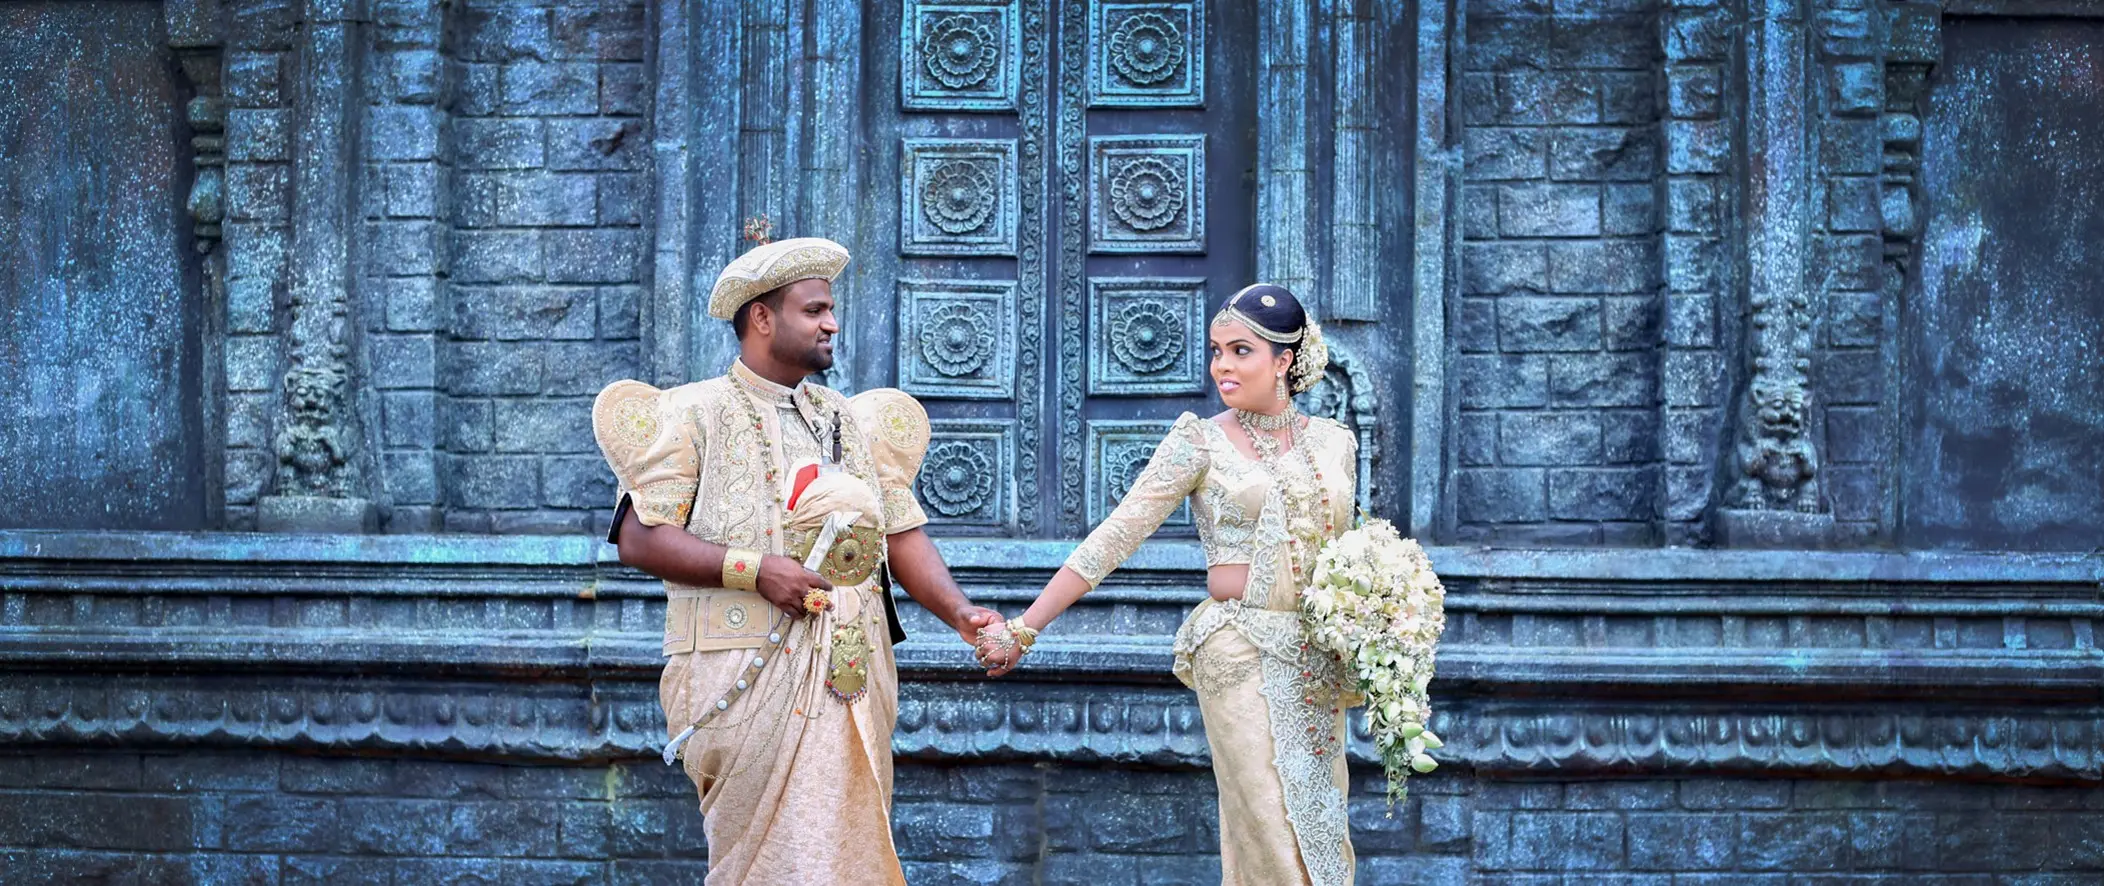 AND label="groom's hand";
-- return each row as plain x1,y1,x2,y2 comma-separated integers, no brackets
755,554,829,618
949,604,1000,646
